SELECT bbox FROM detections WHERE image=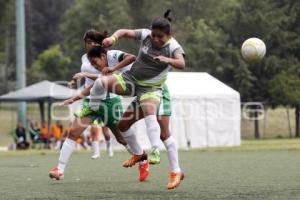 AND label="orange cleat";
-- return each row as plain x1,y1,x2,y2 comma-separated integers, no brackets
122,153,147,168
49,167,64,180
139,160,149,182
167,172,184,190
